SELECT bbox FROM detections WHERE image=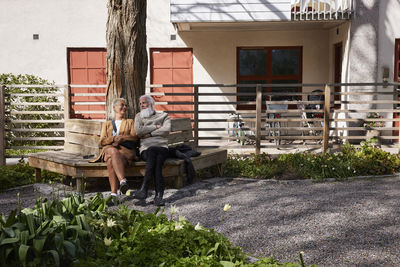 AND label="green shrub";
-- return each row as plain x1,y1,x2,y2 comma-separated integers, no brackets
223,153,286,179
0,162,34,192
80,205,248,266
222,142,400,181
6,149,46,157
0,160,65,192
0,193,104,266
